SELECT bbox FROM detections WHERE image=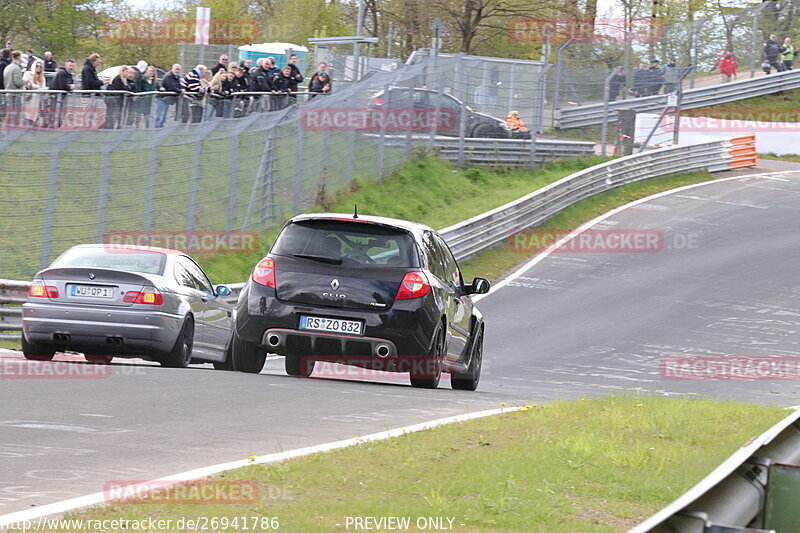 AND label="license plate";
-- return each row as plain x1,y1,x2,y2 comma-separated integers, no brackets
299,315,363,335
69,285,115,298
